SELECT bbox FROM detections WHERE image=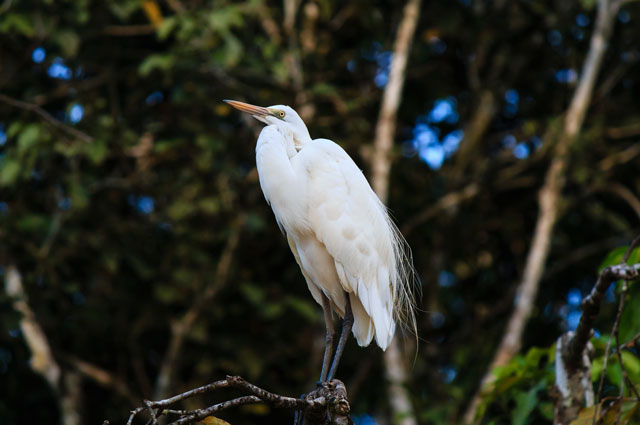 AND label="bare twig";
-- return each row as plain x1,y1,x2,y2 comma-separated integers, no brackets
605,123,640,139
64,354,138,405
0,93,93,143
5,265,83,425
599,143,640,172
125,376,351,425
401,183,478,234
592,183,640,222
5,265,61,389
